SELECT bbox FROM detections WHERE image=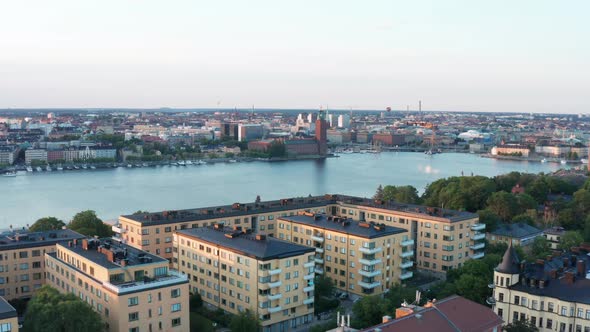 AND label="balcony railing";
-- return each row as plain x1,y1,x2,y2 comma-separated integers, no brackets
304,273,314,280
311,235,324,243
358,269,381,278
303,298,314,305
472,233,485,241
359,247,383,254
268,306,282,314
314,268,324,275
266,293,282,301
103,270,187,295
303,285,315,292
315,247,324,254
471,223,486,231
401,239,415,247
470,242,485,250
314,257,324,264
268,280,282,288
112,225,126,234
399,251,413,258
472,252,485,259
400,261,414,269
359,258,382,266
357,280,381,289
260,268,282,276
399,271,413,280
304,262,315,268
